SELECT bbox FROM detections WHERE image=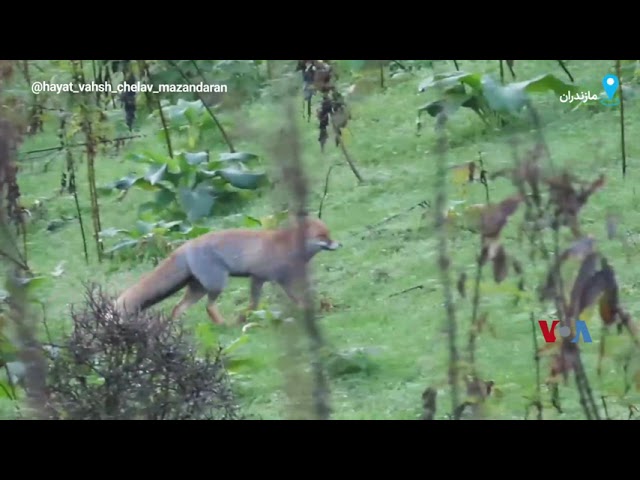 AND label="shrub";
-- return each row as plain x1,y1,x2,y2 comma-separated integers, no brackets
44,285,241,420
